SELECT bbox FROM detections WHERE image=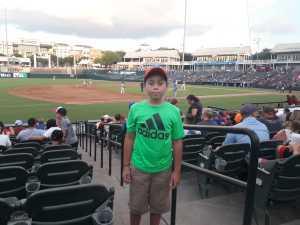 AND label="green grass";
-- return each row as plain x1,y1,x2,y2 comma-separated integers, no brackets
0,78,290,123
